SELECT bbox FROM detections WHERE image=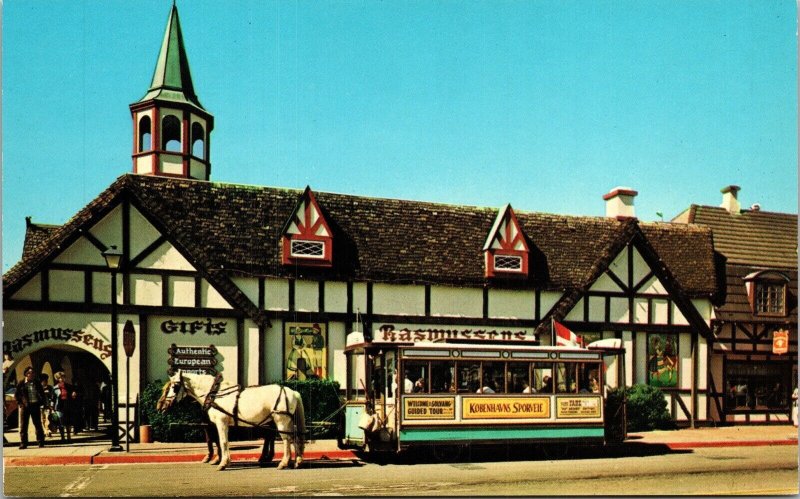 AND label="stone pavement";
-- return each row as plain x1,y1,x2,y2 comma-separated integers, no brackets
3,424,797,467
